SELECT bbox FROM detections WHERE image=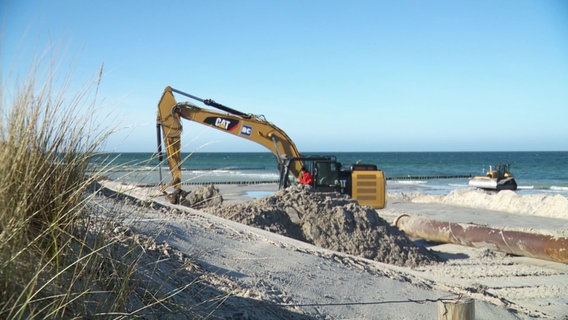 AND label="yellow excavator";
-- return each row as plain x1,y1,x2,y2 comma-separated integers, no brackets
156,86,386,208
